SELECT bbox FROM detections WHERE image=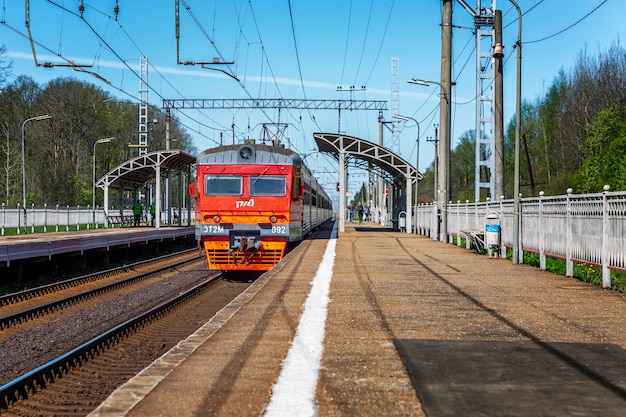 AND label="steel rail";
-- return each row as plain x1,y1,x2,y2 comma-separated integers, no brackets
0,251,201,329
0,248,198,307
0,273,220,409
